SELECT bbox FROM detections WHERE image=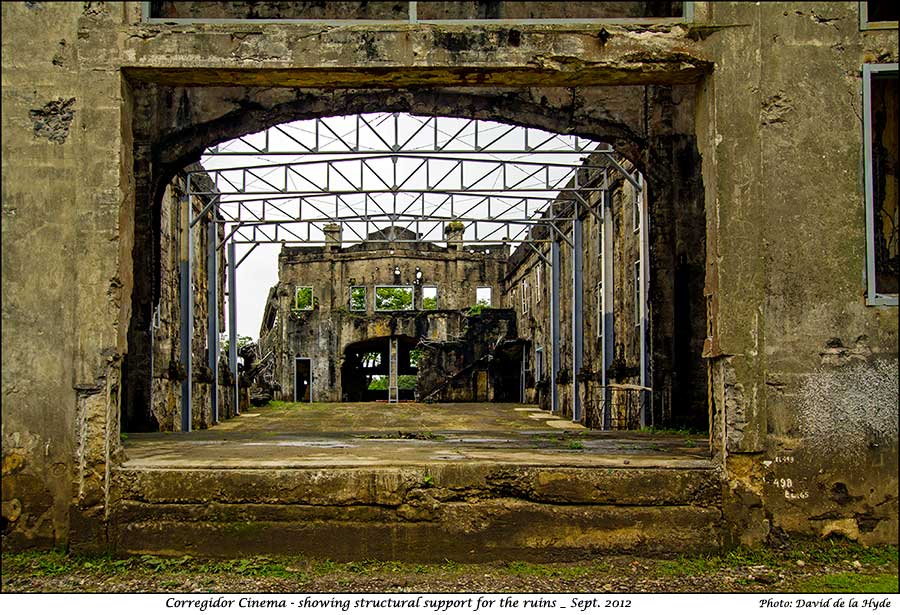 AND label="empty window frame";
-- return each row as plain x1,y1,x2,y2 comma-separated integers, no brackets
349,286,367,311
535,264,542,302
860,1,899,29
476,286,492,307
863,63,899,304
595,282,603,340
374,285,414,311
294,286,314,311
521,280,529,314
422,285,438,309
634,261,641,327
632,172,642,233
535,347,544,382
